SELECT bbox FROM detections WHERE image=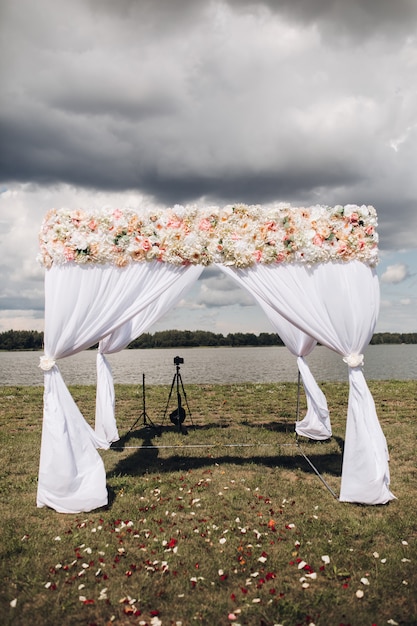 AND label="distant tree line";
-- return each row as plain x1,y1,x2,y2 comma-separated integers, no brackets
1,329,417,351
0,330,44,351
369,332,417,345
128,330,285,348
